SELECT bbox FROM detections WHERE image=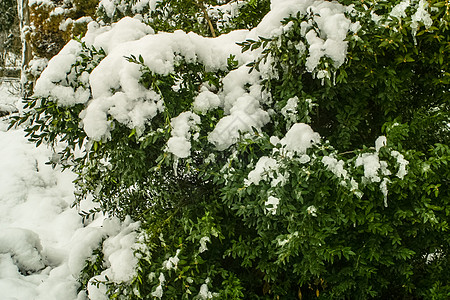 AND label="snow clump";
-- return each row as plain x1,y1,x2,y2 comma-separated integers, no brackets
199,236,211,254
0,228,45,273
151,273,166,298
162,249,181,270
280,123,320,155
245,156,279,186
167,112,201,158
265,196,280,215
